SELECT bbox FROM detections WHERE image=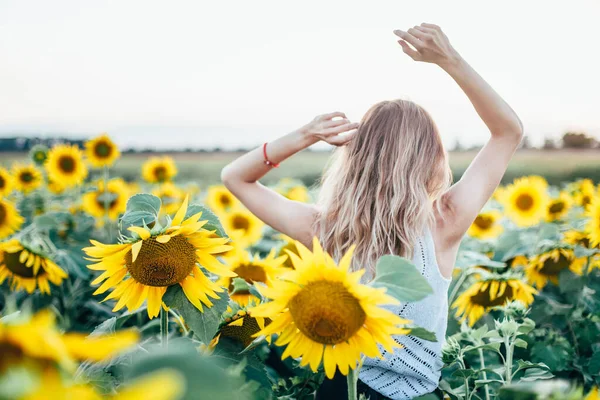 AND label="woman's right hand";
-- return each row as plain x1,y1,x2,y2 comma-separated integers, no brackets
394,23,461,69
298,112,359,146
